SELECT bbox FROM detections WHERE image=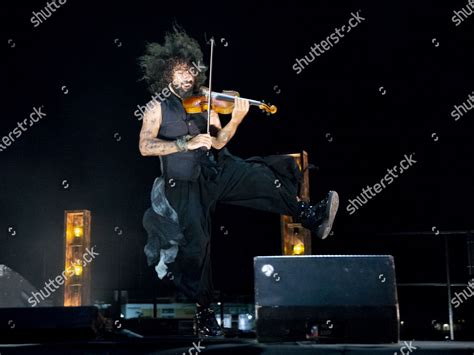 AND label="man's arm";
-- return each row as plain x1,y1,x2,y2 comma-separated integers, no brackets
211,97,250,150
211,119,239,150
139,102,213,155
139,103,180,156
